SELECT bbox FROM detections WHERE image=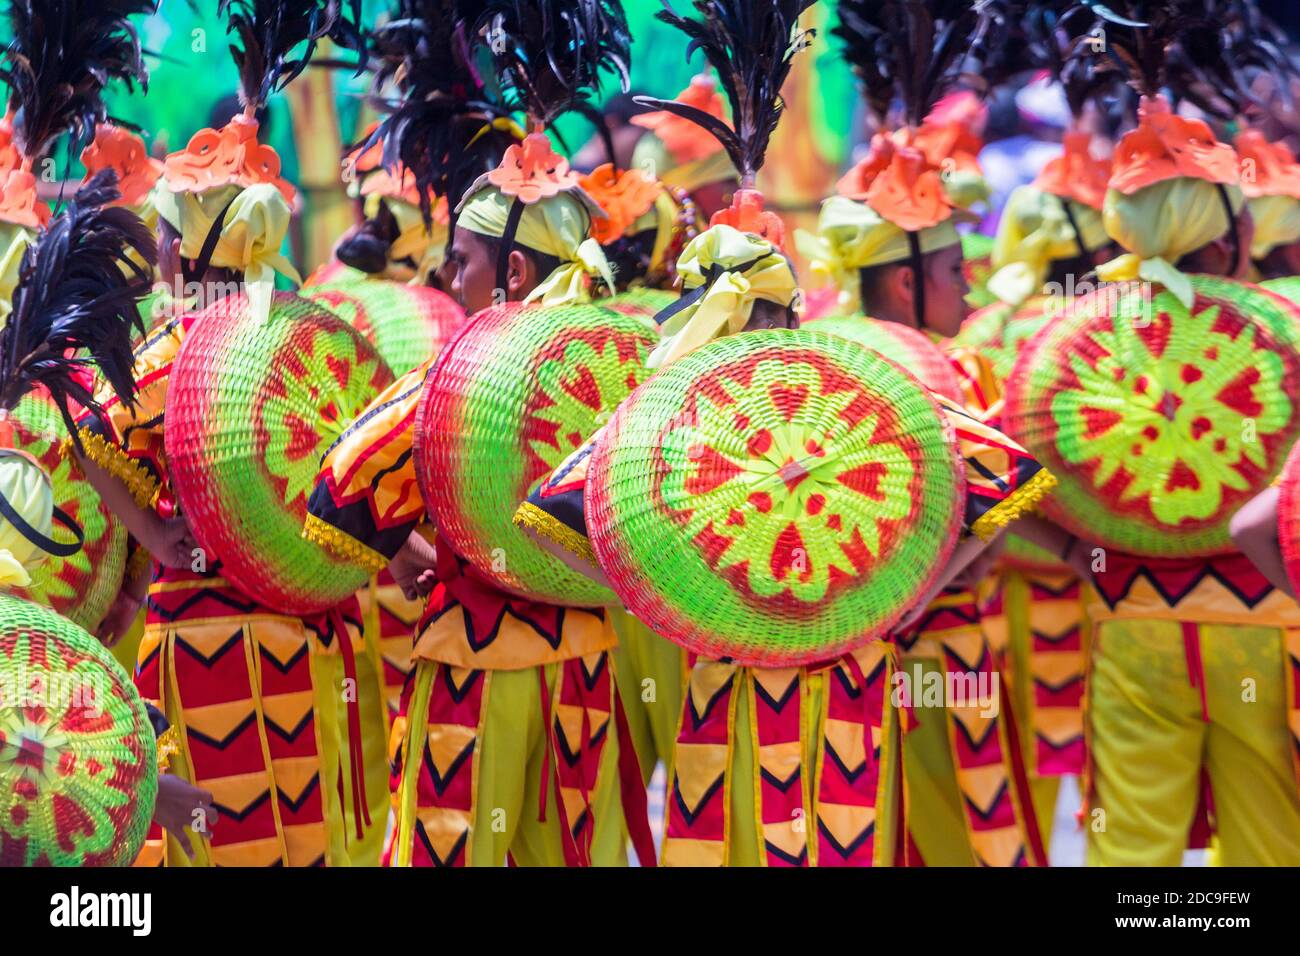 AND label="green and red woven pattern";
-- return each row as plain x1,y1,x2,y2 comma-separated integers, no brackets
9,391,126,632
416,301,657,606
302,259,367,288
305,279,468,376
955,294,1065,380
166,293,396,614
0,594,156,866
587,329,964,666
605,287,678,318
961,232,997,309
809,313,963,401
1261,275,1300,311
1003,277,1300,557
1277,440,1300,595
